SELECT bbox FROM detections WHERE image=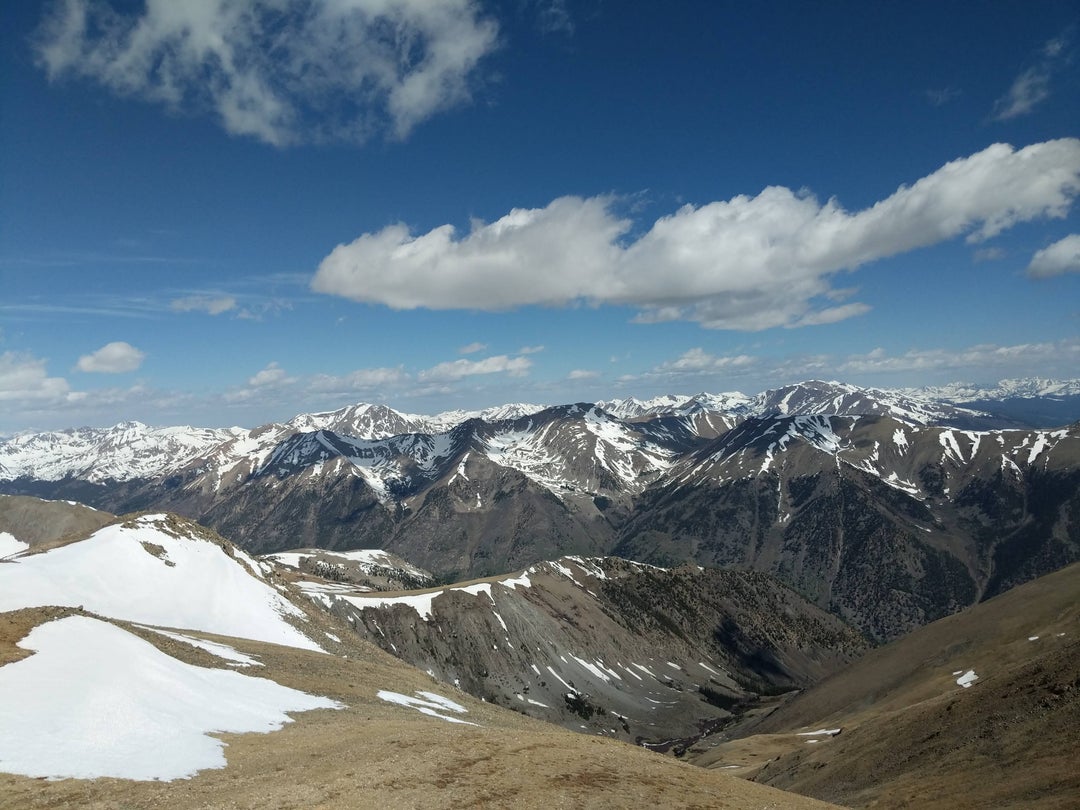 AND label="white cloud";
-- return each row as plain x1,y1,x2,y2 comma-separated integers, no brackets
308,367,409,394
838,339,1080,375
170,296,237,315
75,342,145,374
925,87,960,107
992,34,1070,121
1027,234,1080,278
458,342,487,354
236,299,292,321
247,362,287,387
992,68,1051,121
419,355,532,381
656,348,756,374
313,195,627,310
534,0,573,35
313,139,1080,330
973,246,1006,263
567,369,598,380
34,0,498,147
0,352,72,403
518,345,545,354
